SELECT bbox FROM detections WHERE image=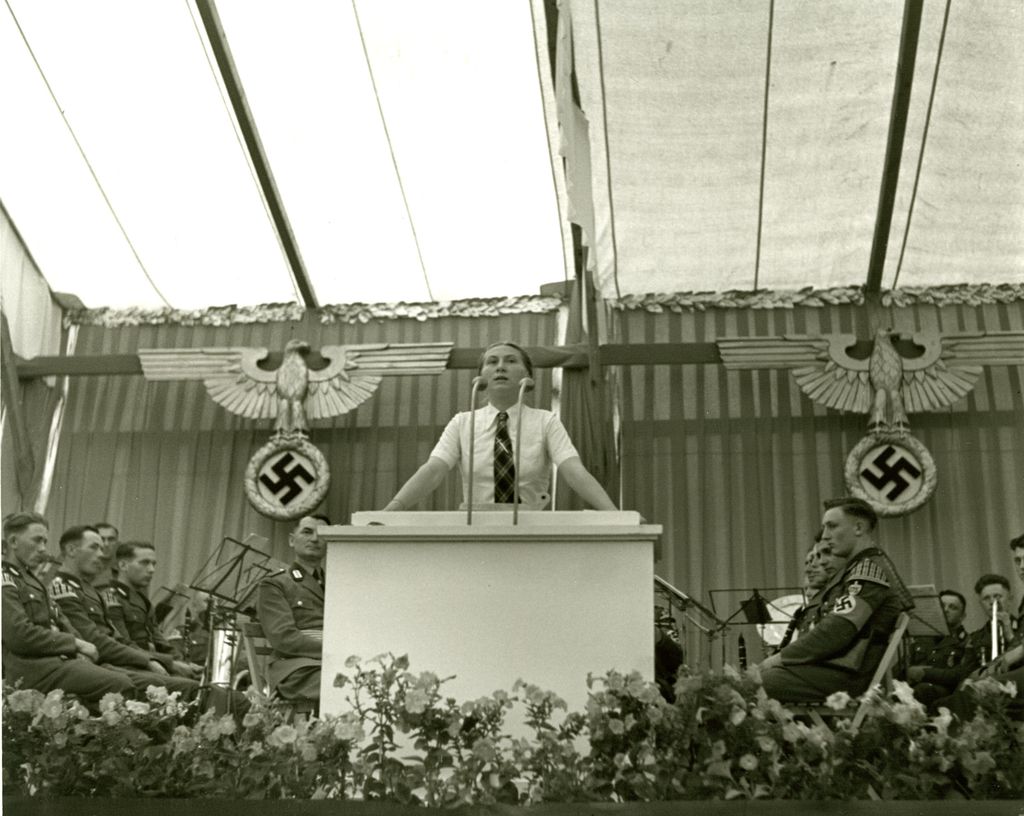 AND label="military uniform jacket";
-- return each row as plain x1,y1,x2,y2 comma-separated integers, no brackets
256,562,324,688
49,571,155,670
775,588,823,652
910,624,974,687
777,548,903,675
102,580,182,659
2,558,80,667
